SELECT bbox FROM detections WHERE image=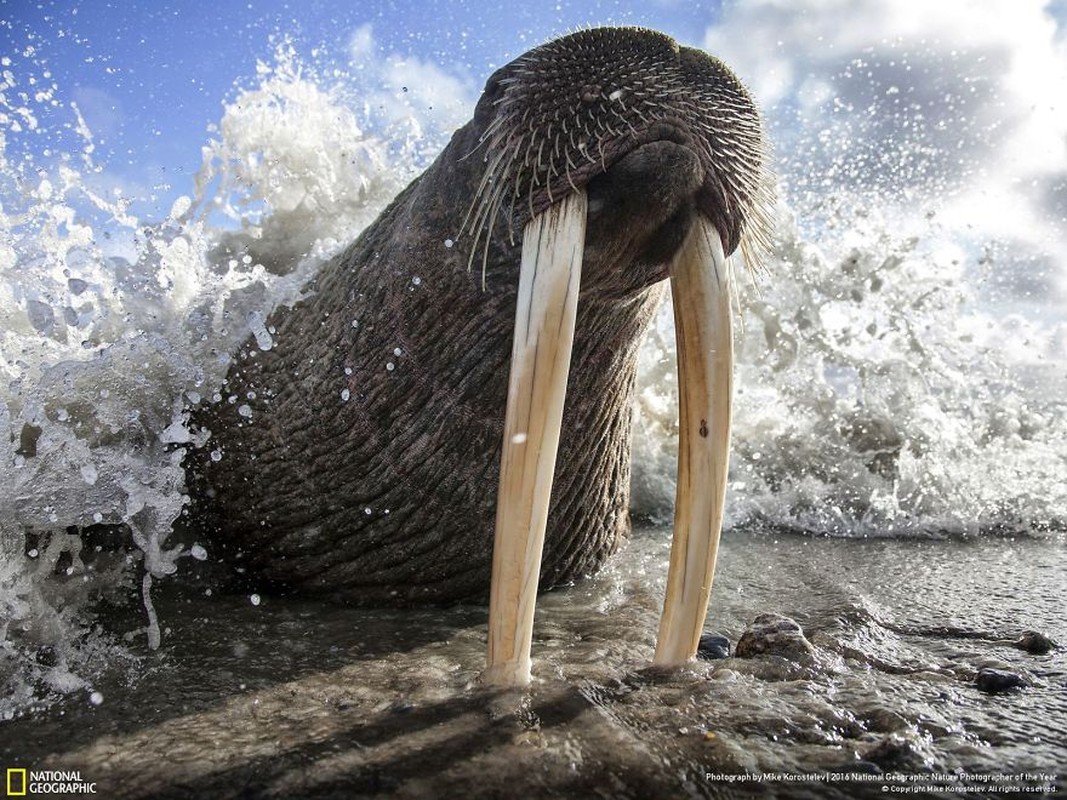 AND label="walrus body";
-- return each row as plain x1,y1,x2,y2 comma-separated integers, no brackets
190,28,772,605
